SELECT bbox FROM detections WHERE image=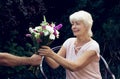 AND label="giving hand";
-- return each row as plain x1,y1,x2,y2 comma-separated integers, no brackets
38,46,54,57
30,54,42,66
